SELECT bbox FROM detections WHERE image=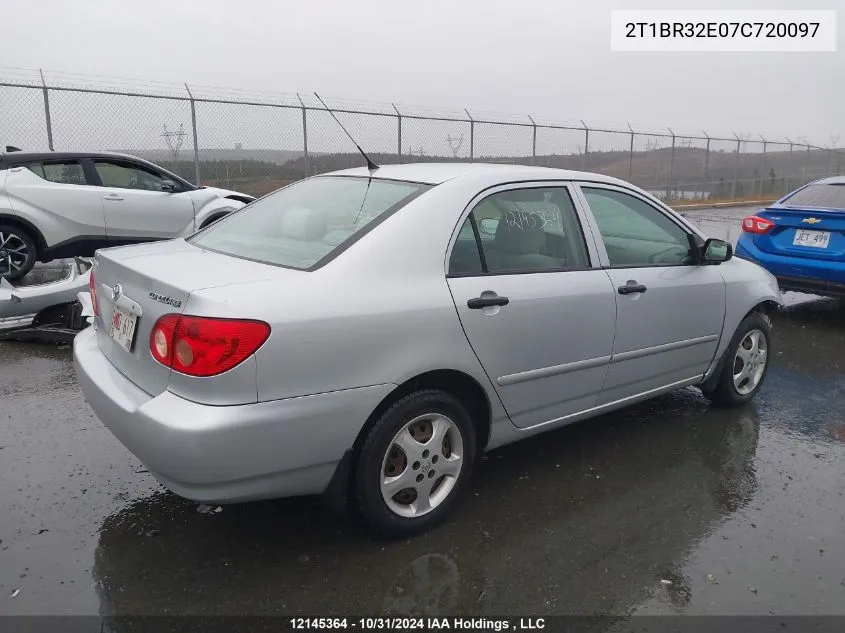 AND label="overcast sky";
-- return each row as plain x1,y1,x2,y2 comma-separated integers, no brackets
1,0,842,146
